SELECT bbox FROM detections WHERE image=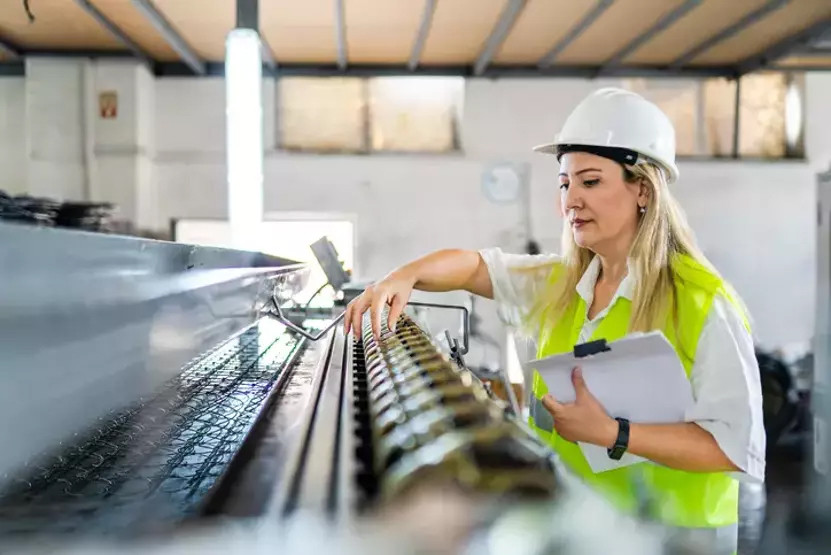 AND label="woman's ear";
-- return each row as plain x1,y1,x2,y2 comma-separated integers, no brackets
638,179,650,206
